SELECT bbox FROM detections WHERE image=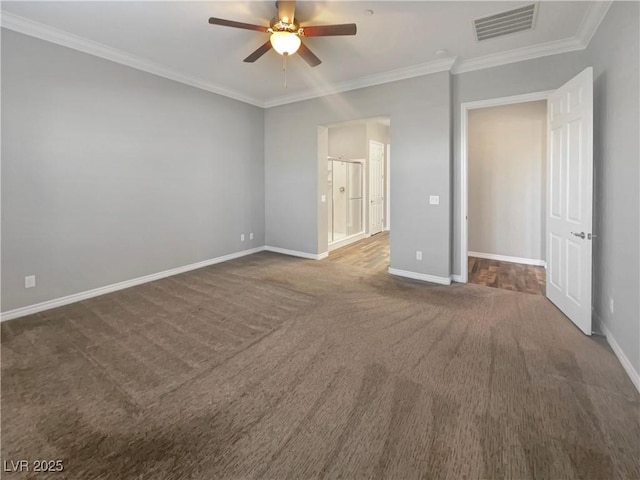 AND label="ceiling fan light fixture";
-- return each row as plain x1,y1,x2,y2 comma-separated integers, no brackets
270,31,301,55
